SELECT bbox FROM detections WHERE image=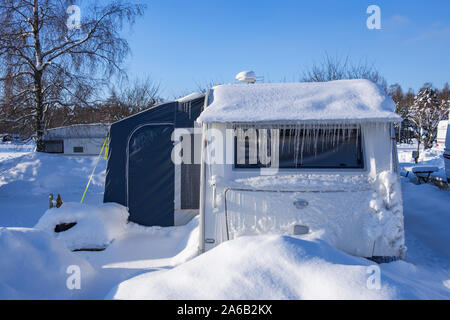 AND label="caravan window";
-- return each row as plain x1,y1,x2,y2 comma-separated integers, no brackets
235,127,364,169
